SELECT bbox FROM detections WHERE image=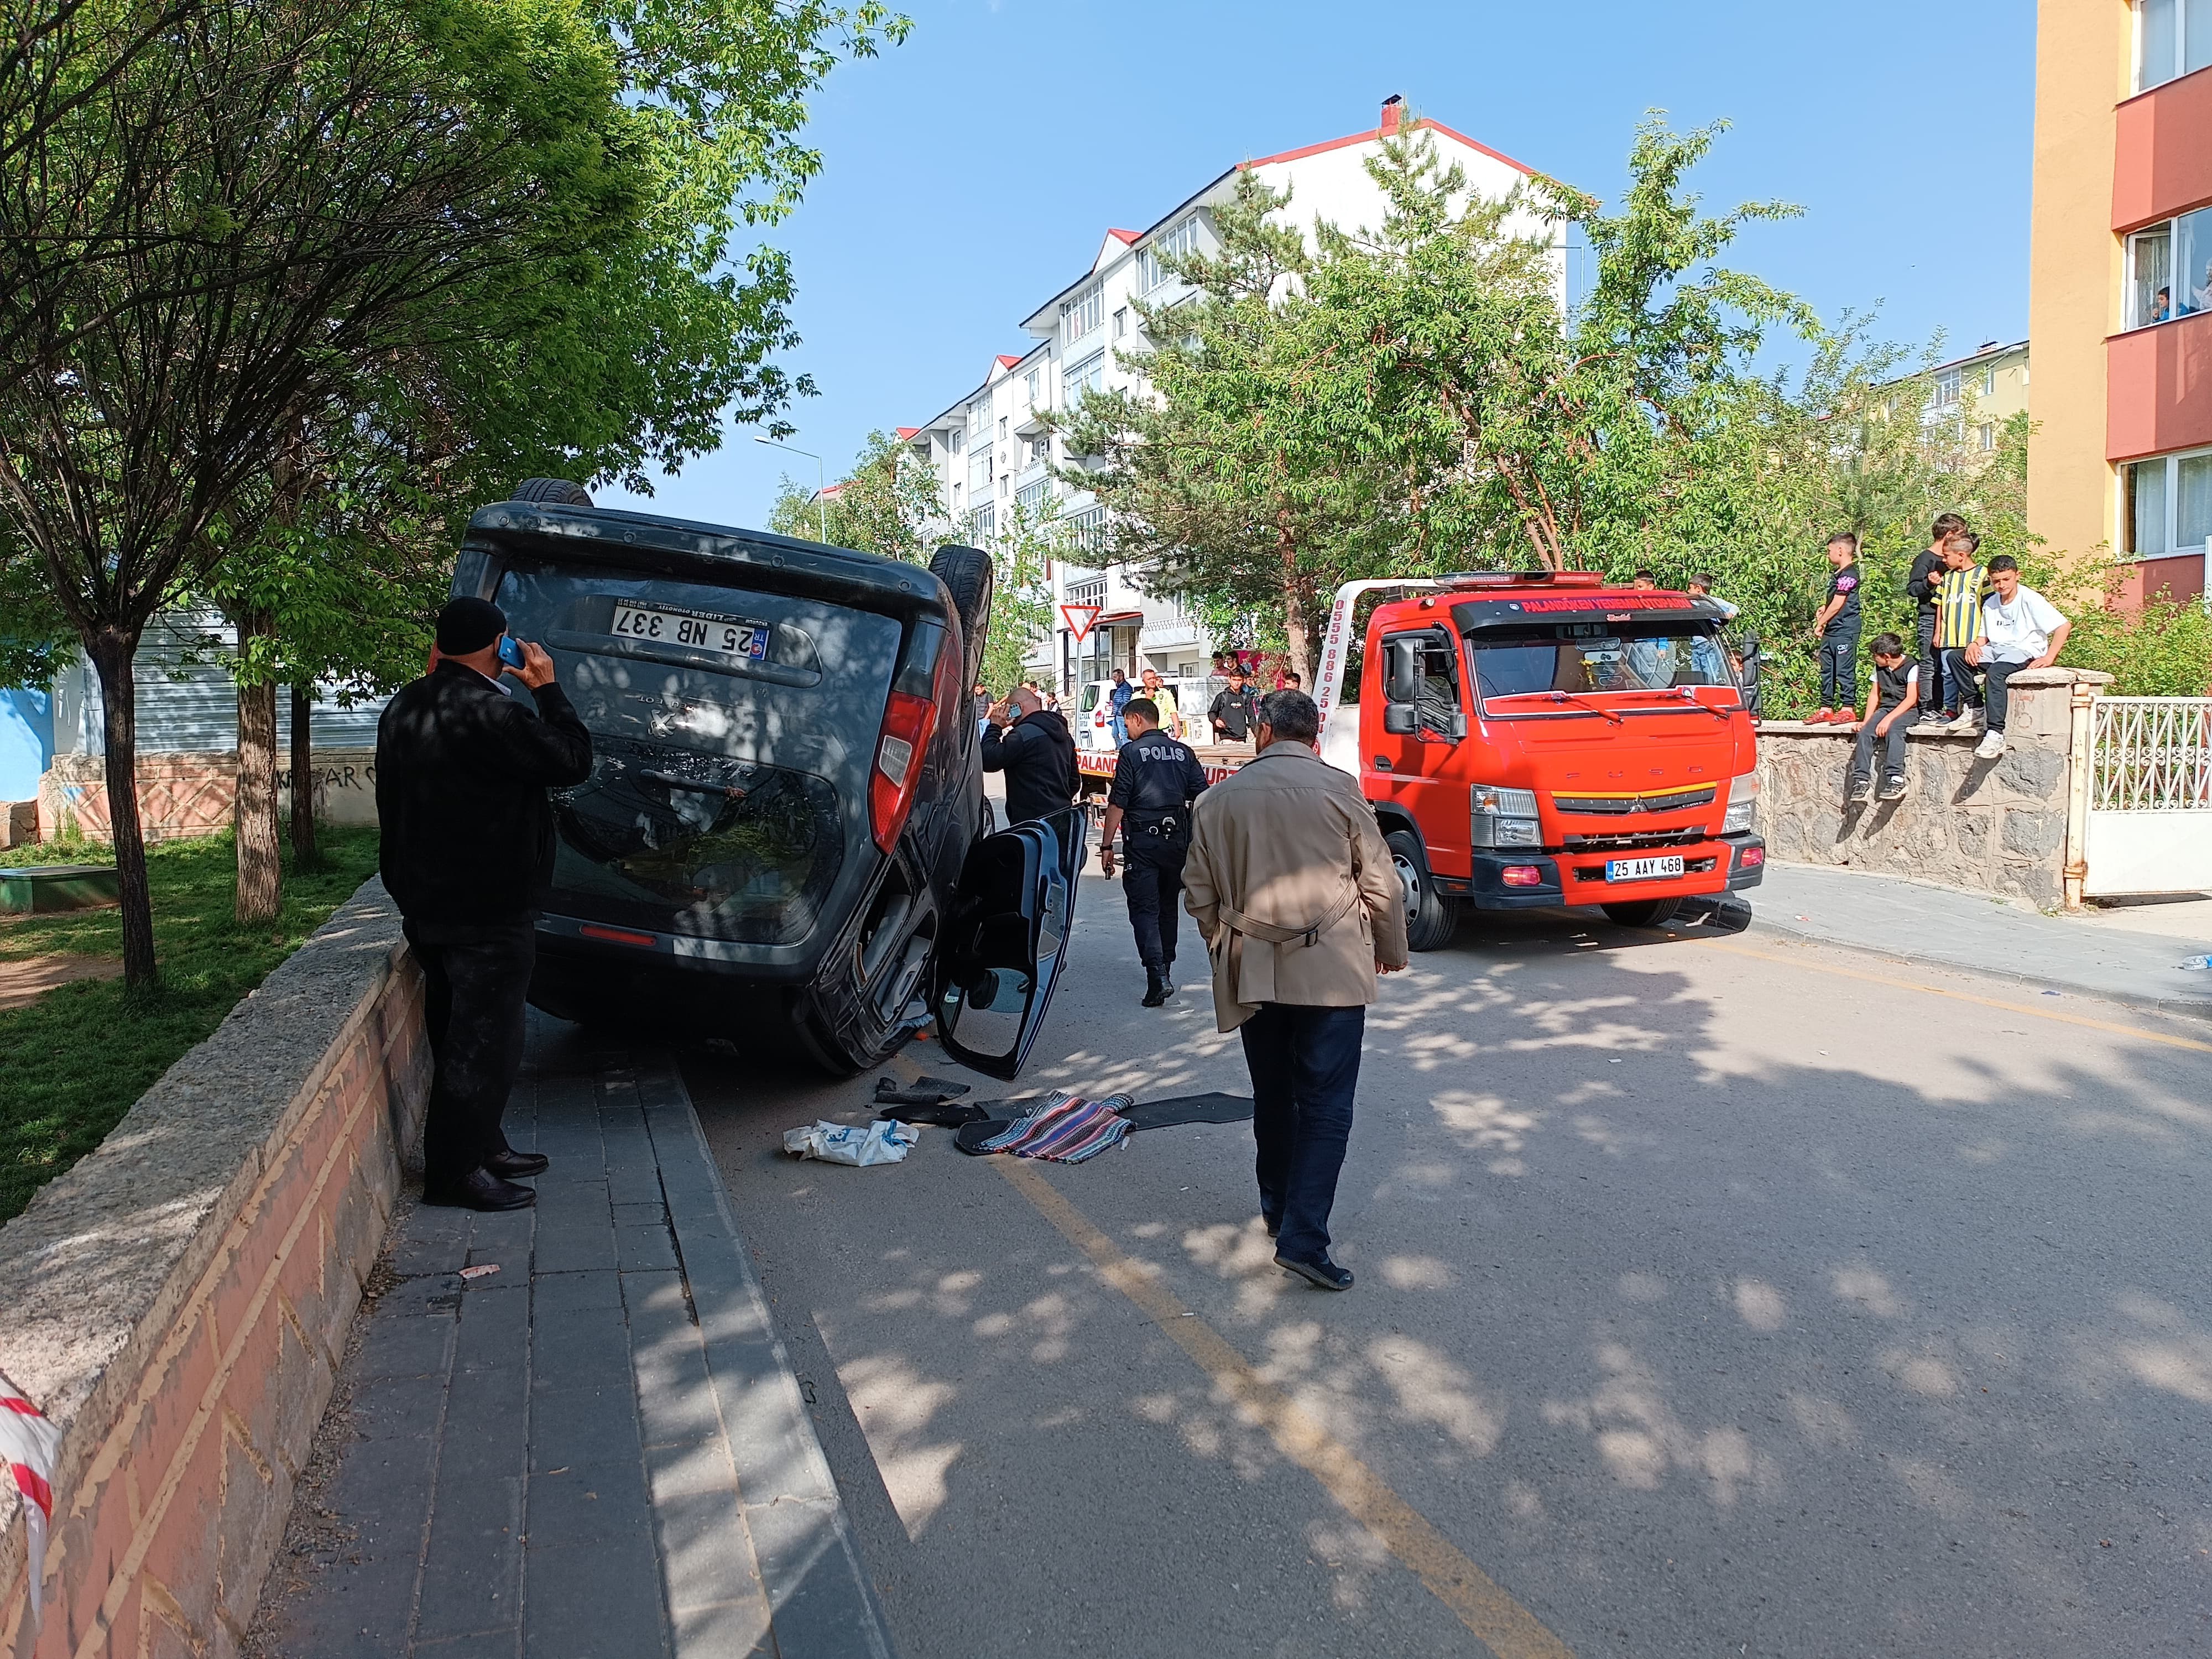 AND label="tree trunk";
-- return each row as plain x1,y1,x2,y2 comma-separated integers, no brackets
87,629,158,989
289,681,317,870
234,611,281,925
1276,517,1311,686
